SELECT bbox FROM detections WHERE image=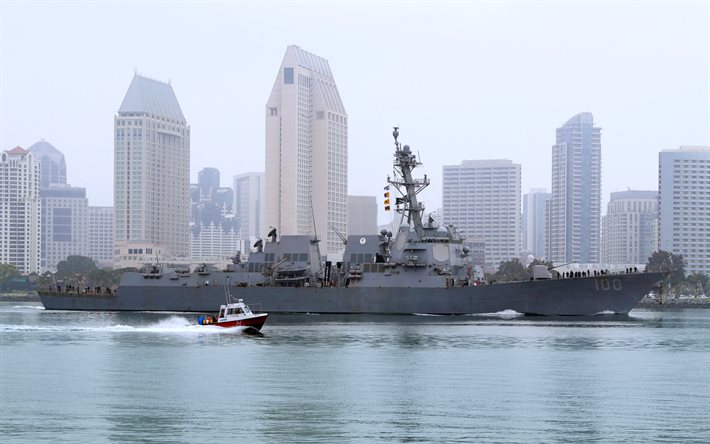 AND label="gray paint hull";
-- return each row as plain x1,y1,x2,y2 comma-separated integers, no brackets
40,272,664,316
